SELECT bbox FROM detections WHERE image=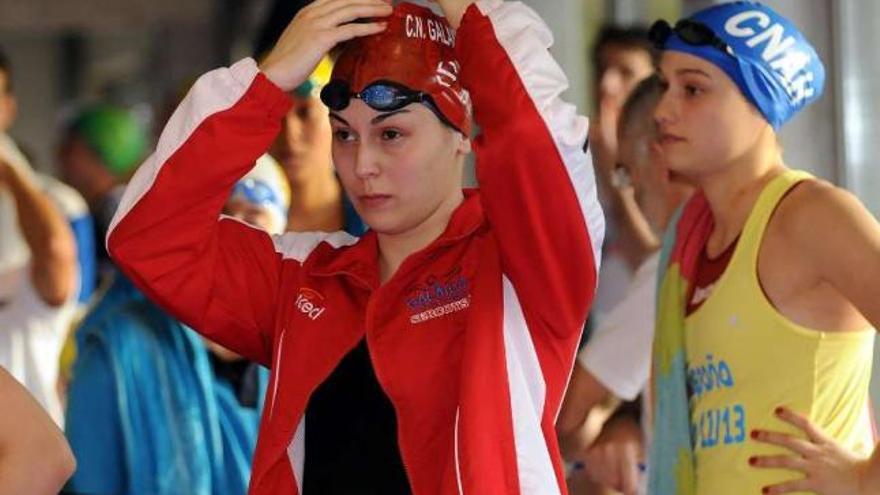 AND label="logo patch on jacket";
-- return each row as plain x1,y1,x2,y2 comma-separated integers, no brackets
405,268,470,325
295,287,326,320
